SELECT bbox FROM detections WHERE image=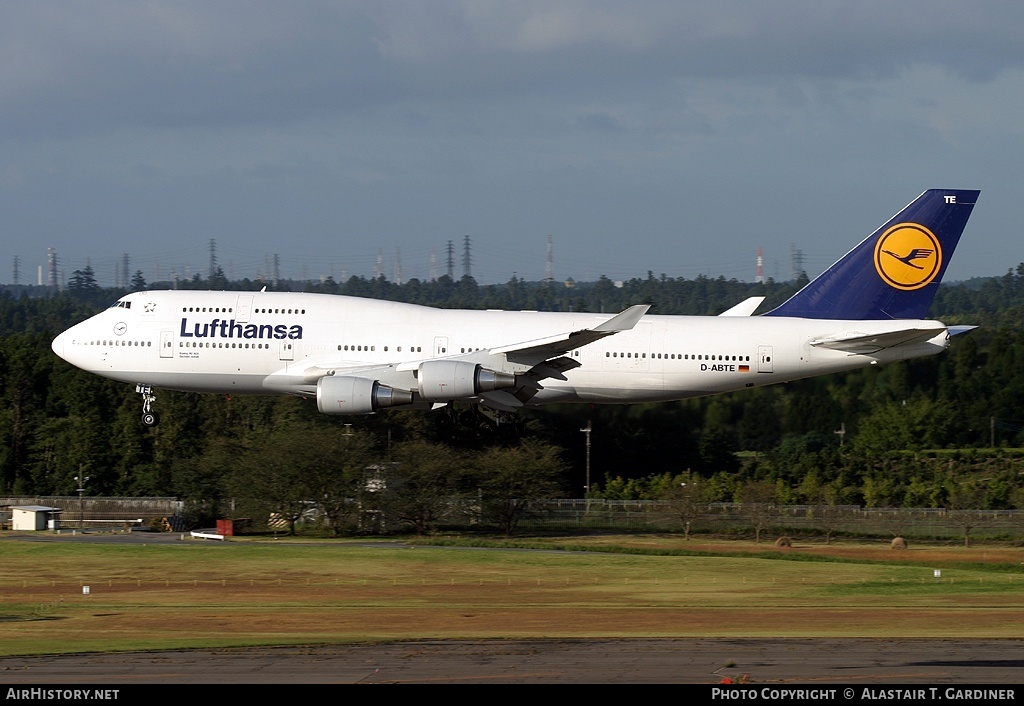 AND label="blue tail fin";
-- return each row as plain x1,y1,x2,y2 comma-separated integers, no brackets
765,189,979,320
